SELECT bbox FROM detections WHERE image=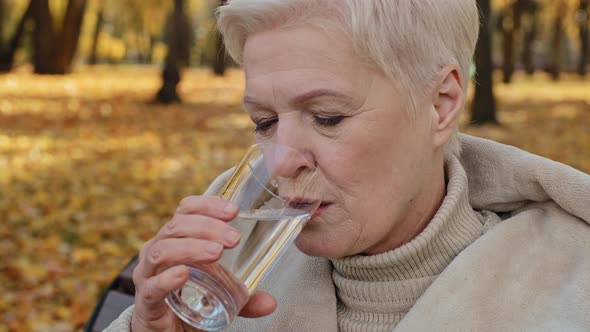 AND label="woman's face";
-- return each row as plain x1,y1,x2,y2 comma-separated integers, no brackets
243,26,442,258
